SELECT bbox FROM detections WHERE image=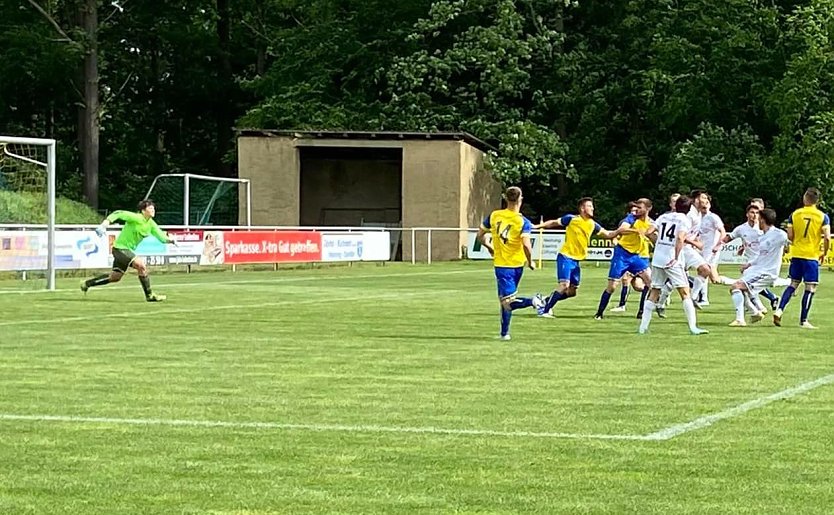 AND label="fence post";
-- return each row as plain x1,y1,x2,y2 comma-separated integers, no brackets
411,229,416,265
427,229,432,265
